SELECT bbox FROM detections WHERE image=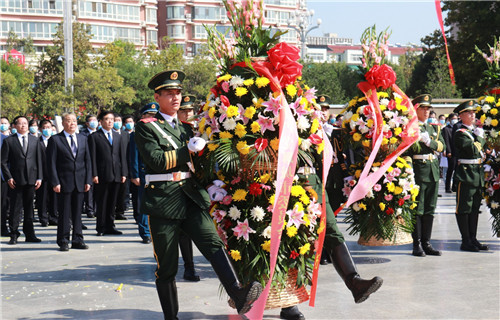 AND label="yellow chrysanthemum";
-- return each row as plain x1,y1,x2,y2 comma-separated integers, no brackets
394,186,403,195
310,118,319,134
316,141,324,154
294,202,304,213
236,141,250,155
366,119,374,128
355,169,362,179
387,182,396,193
300,194,310,205
362,140,371,148
291,185,306,197
206,127,212,138
269,194,275,205
382,138,389,145
353,133,362,142
410,203,417,209
230,250,241,261
235,87,248,97
380,105,387,111
286,226,298,238
390,137,398,144
387,166,394,173
233,189,248,201
219,131,233,139
358,203,367,210
207,143,219,152
198,117,206,133
396,161,405,169
299,243,311,255
250,121,261,133
218,74,232,82
208,107,216,119
234,123,247,138
485,96,495,103
492,119,499,127
260,174,271,184
244,106,256,119
379,203,386,211
261,240,271,252
243,79,254,87
226,105,239,118
286,84,297,97
377,92,389,98
351,114,360,122
270,137,279,151
480,114,486,124
394,127,403,136
491,108,498,116
203,102,210,111
254,98,264,108
255,77,270,88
